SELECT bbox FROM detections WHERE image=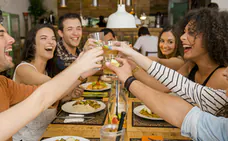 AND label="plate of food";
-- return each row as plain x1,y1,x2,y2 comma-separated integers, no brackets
80,81,111,91
42,136,89,141
133,105,163,120
61,100,106,114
